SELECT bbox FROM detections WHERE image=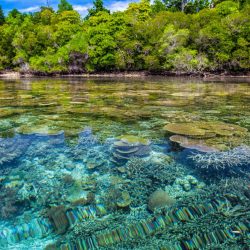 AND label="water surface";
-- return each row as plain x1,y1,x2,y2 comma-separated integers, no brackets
0,77,249,249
